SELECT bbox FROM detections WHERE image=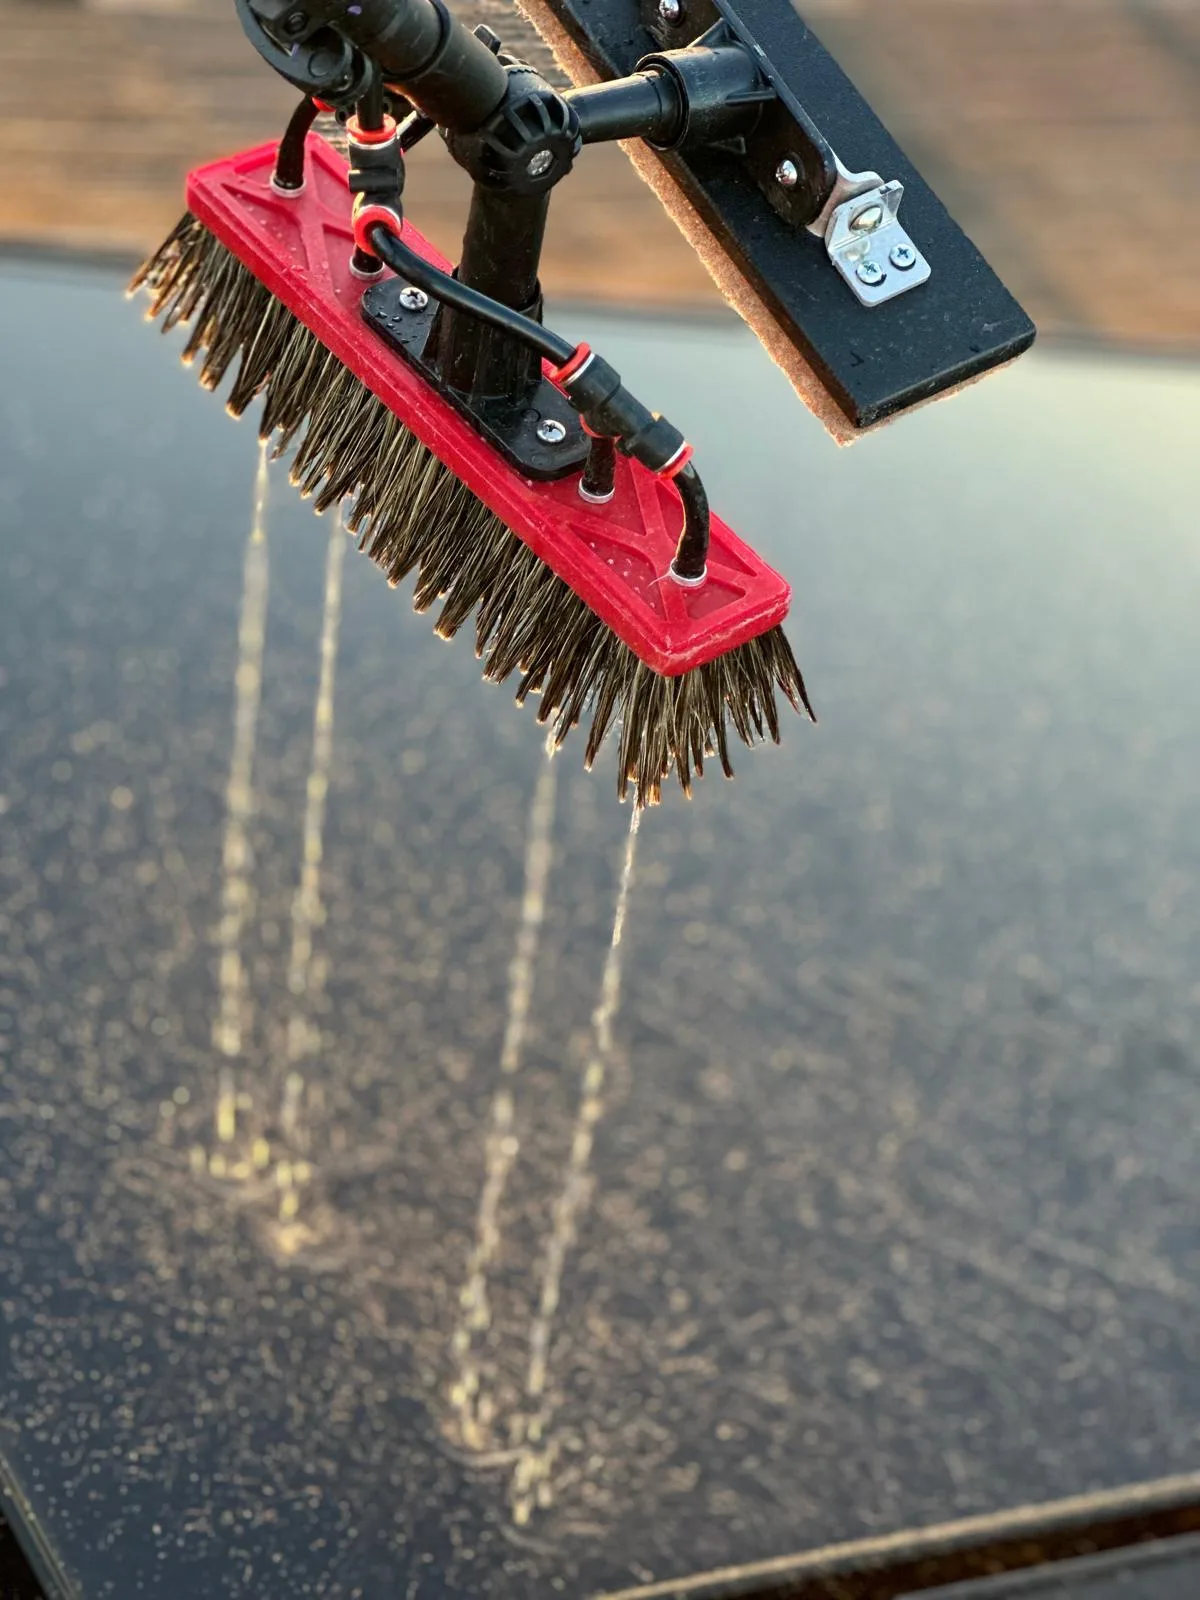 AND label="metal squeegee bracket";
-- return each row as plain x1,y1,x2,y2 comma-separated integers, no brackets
667,7,931,309
818,172,931,307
